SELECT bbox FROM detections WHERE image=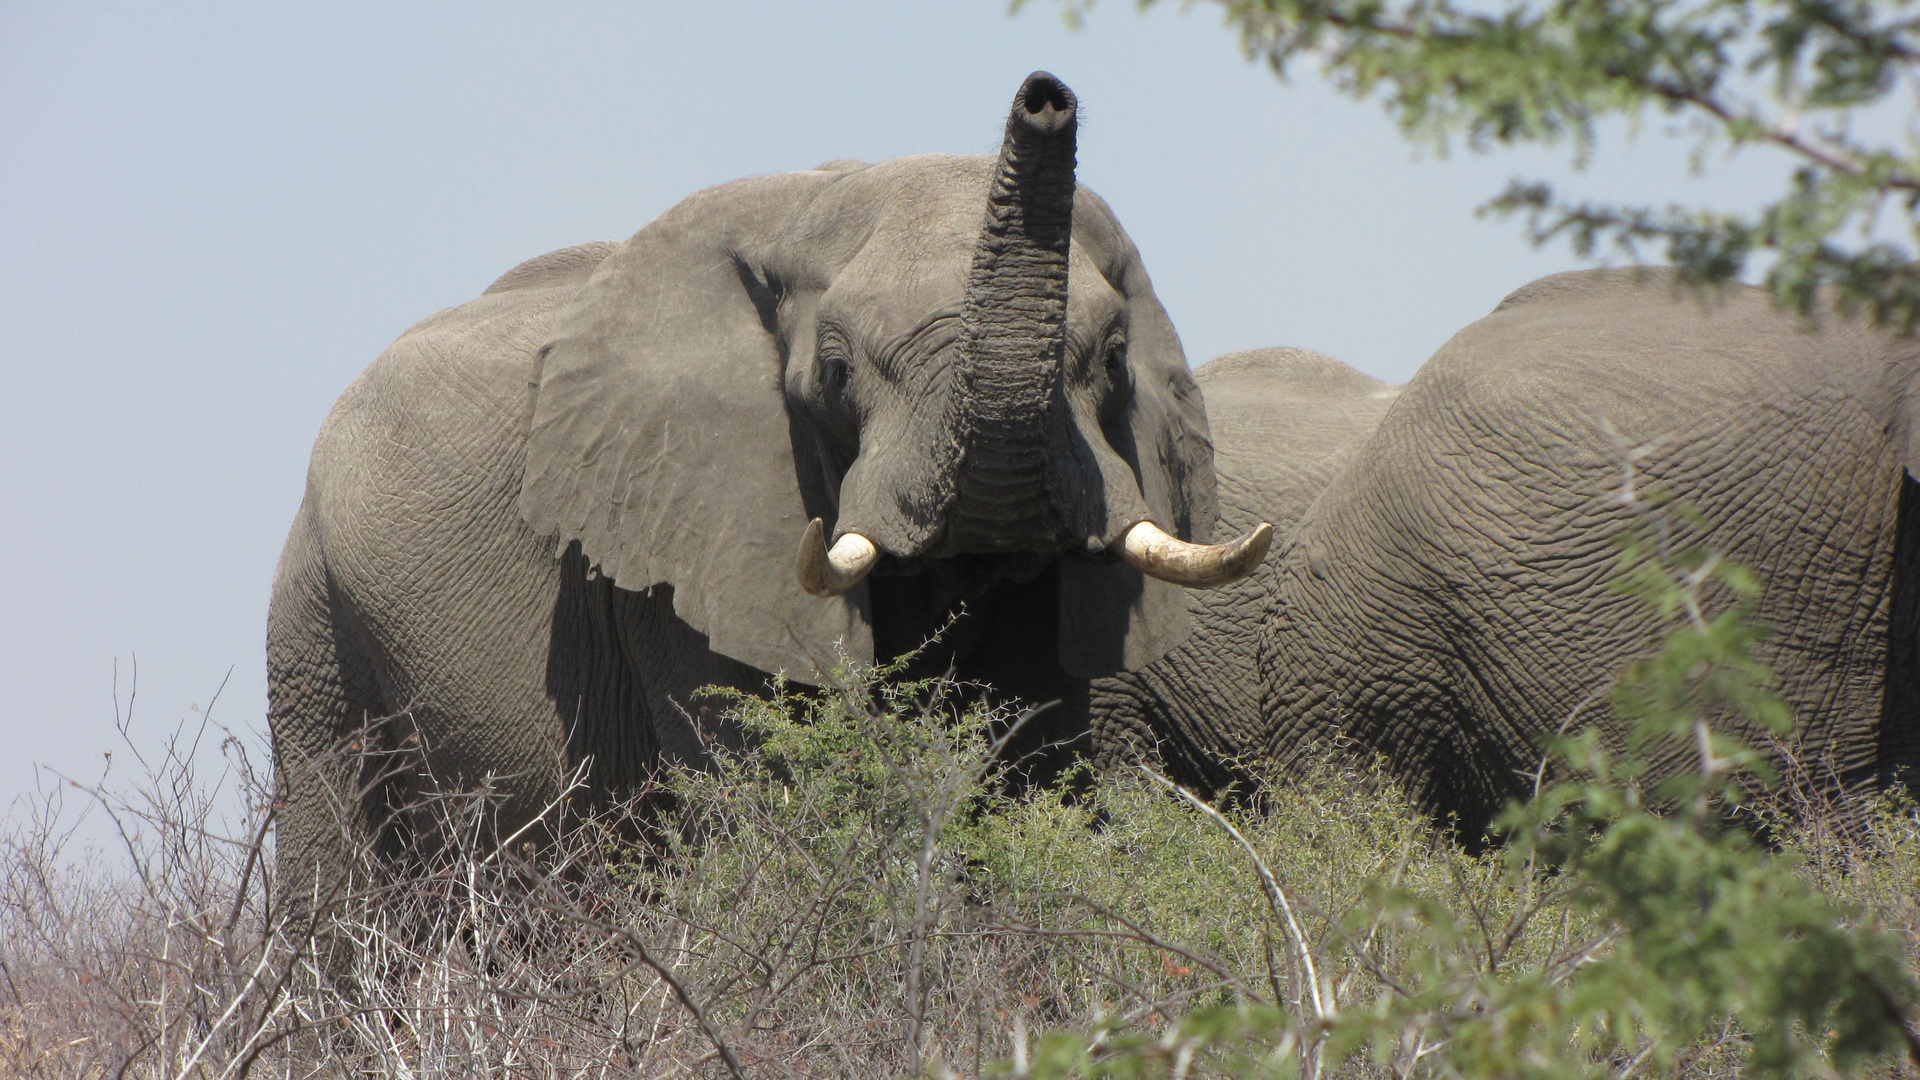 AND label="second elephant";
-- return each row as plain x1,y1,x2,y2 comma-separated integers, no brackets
1091,346,1399,791
1101,269,1920,832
